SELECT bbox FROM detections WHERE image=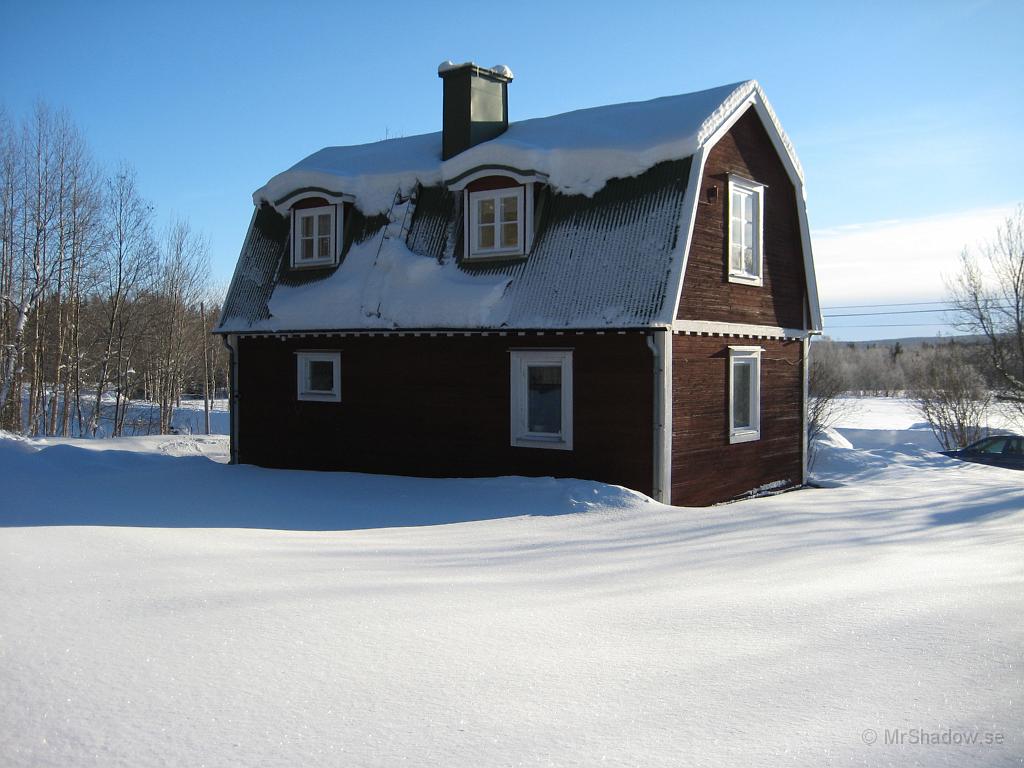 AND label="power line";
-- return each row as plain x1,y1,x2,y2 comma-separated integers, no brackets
826,305,1015,319
823,322,960,329
825,308,958,318
821,299,953,310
